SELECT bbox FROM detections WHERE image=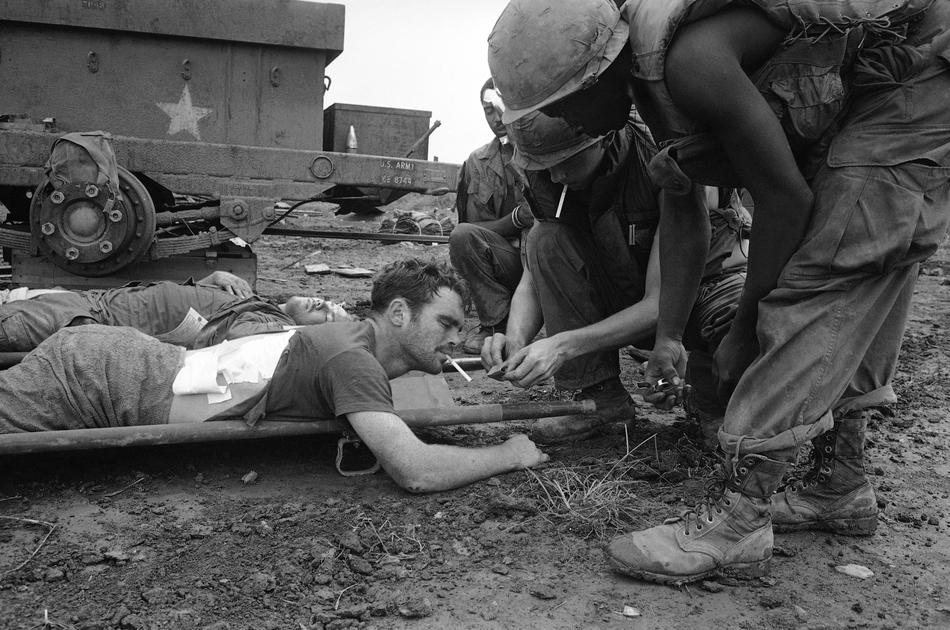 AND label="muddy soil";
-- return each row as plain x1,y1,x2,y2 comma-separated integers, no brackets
1,197,949,630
